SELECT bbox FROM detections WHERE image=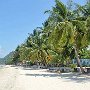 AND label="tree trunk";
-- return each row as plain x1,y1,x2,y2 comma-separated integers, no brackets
73,46,85,74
